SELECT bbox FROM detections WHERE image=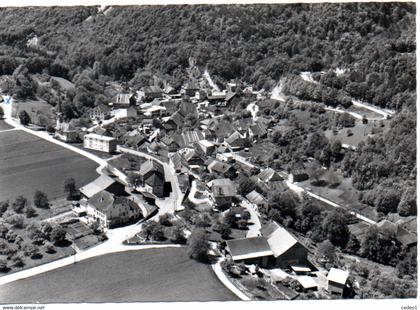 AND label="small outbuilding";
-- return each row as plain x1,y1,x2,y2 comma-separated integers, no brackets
327,268,349,296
